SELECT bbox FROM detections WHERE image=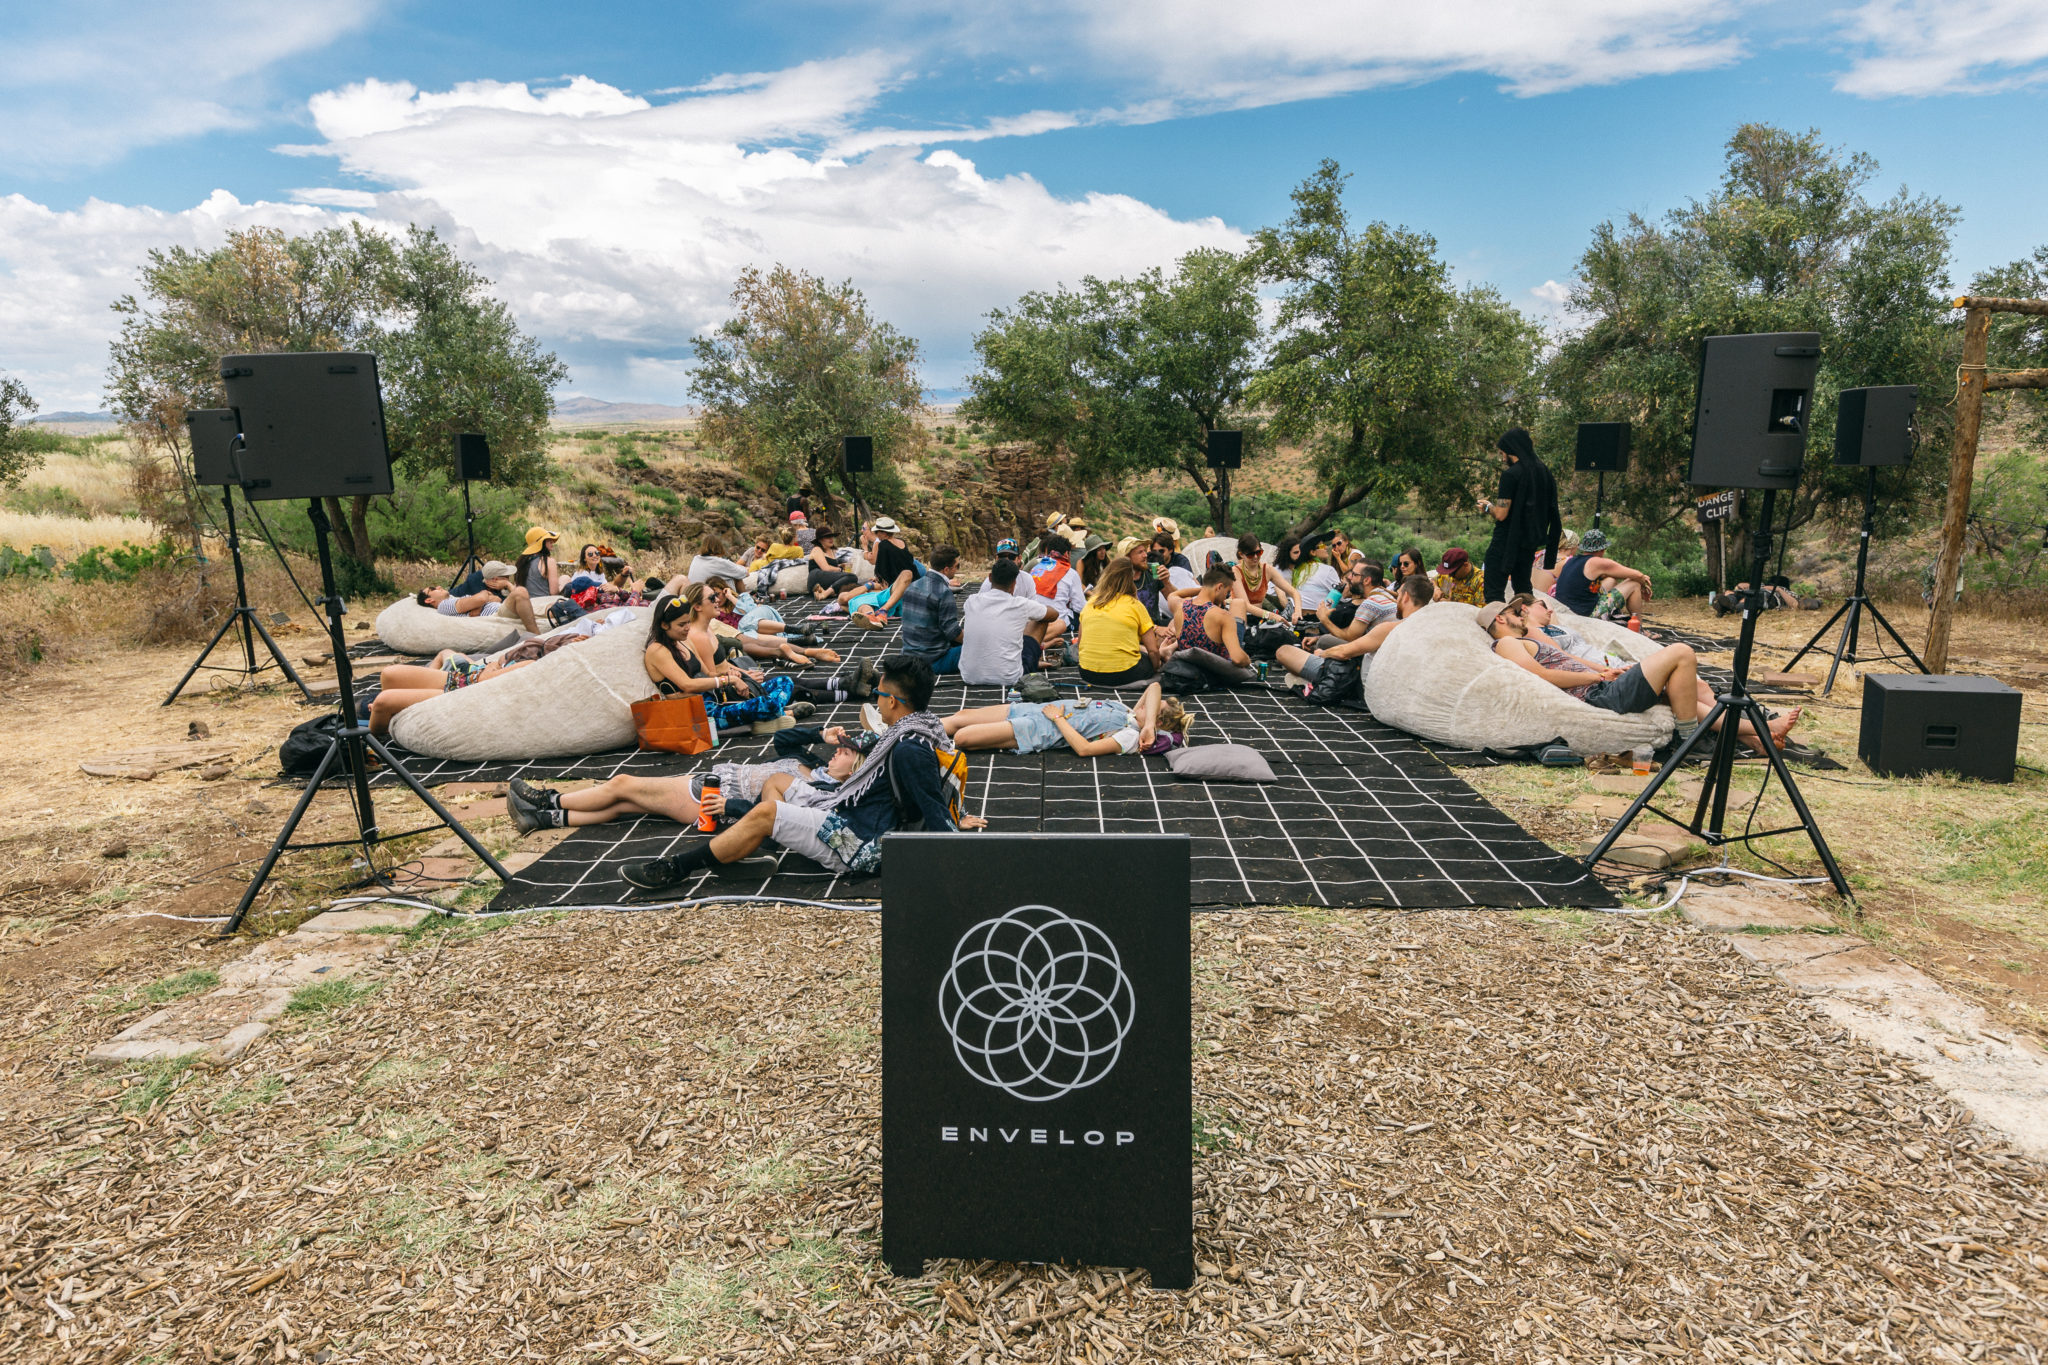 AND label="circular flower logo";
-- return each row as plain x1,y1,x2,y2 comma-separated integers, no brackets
939,904,1136,1102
